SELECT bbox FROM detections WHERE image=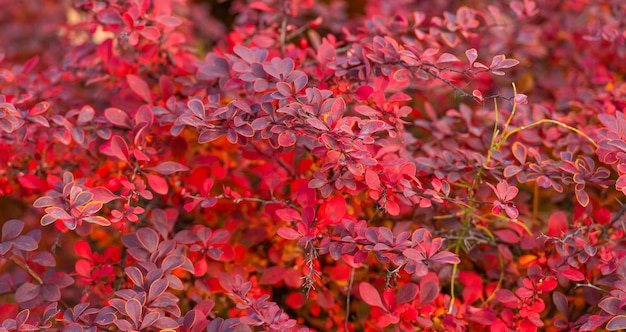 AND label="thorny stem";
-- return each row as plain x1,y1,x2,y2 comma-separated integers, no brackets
575,282,607,293
233,197,284,205
302,241,319,298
